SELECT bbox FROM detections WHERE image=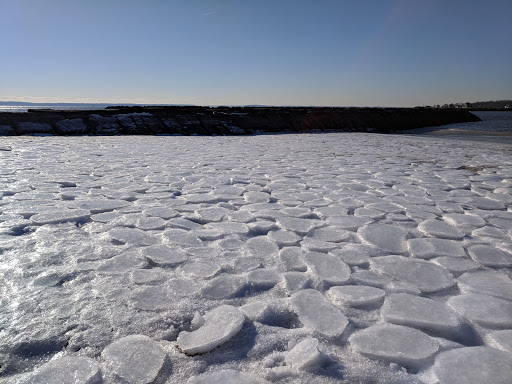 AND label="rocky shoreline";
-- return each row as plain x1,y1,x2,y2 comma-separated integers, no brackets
0,107,480,136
